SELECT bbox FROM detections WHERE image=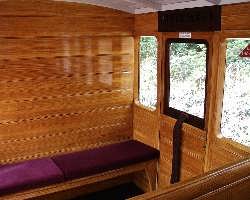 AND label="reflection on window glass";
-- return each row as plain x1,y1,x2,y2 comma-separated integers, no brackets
221,39,250,147
169,41,207,118
139,36,158,109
